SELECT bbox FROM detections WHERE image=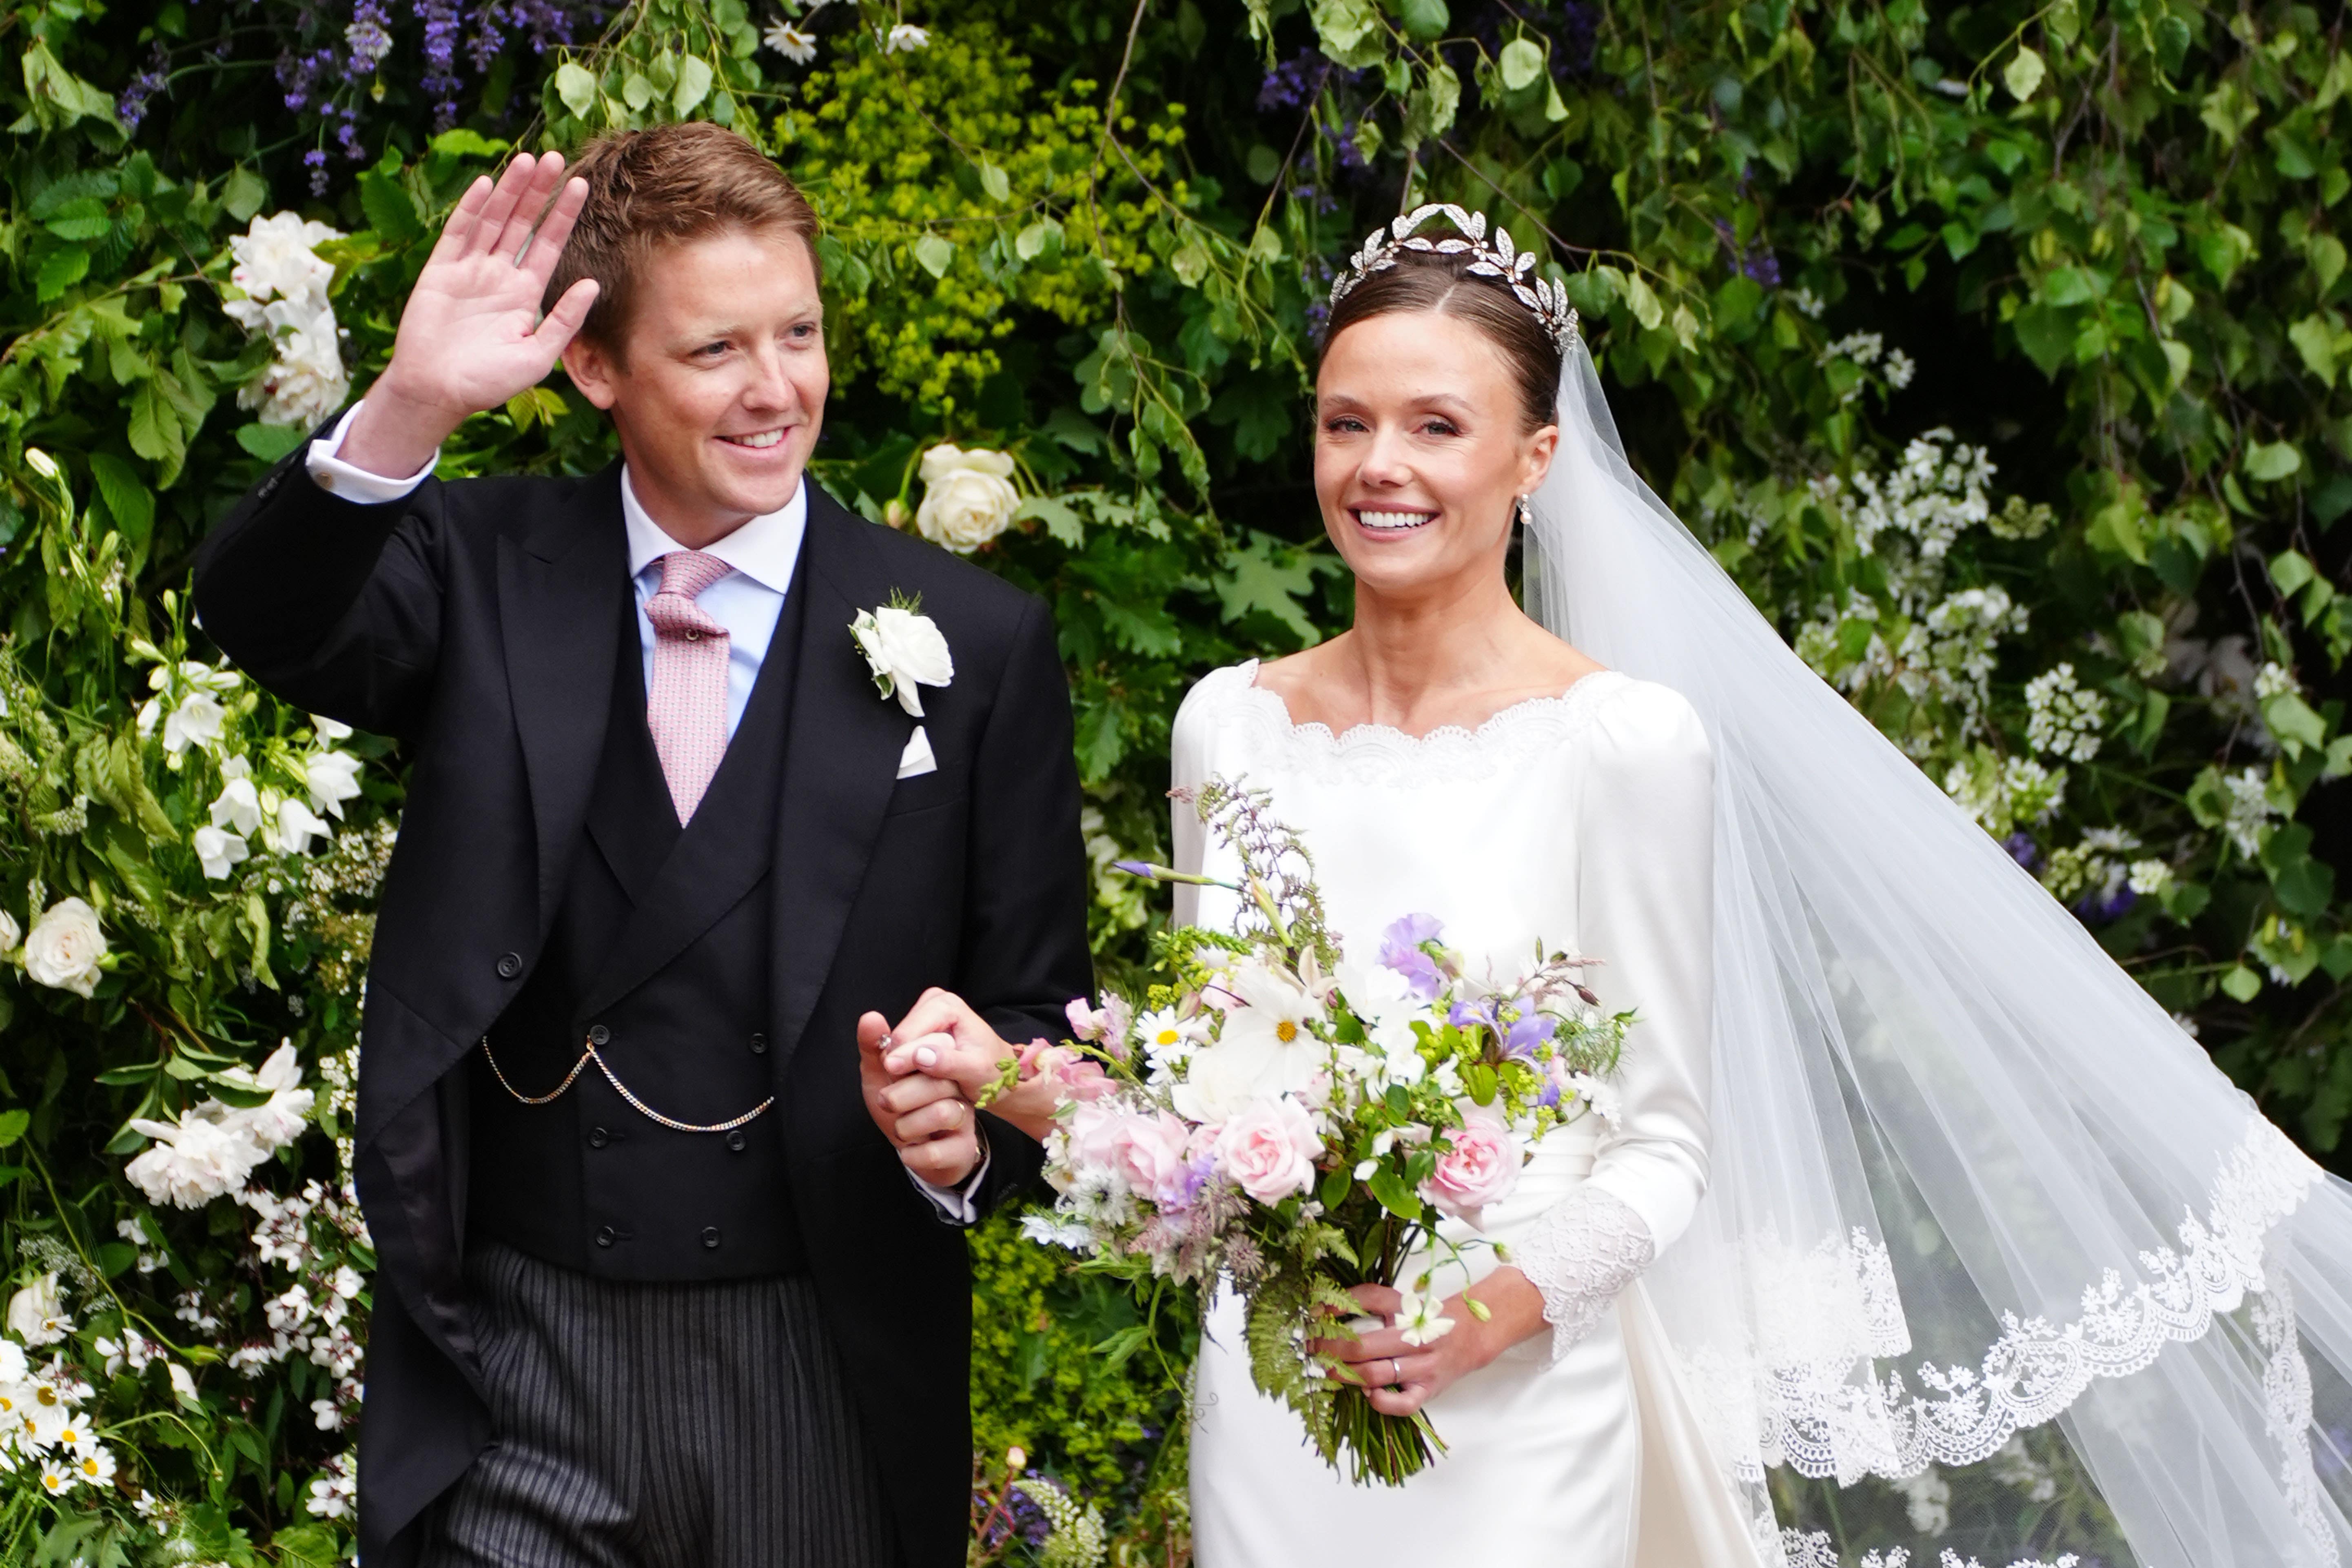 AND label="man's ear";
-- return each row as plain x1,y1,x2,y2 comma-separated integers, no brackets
561,333,621,412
